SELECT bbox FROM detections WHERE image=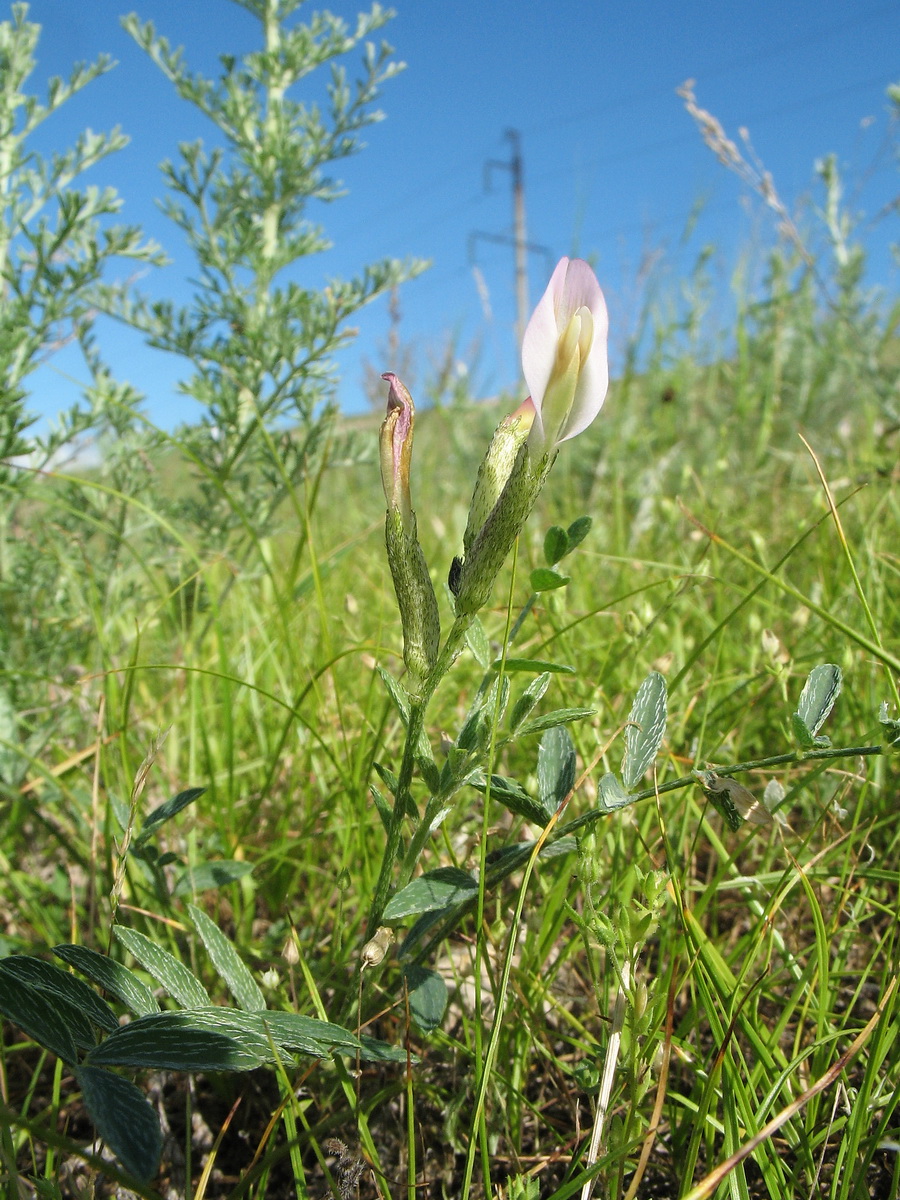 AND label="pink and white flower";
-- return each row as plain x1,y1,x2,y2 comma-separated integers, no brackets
521,257,609,455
